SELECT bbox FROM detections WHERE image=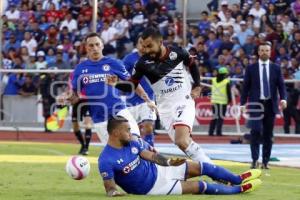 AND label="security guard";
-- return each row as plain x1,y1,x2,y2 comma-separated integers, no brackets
208,67,232,136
